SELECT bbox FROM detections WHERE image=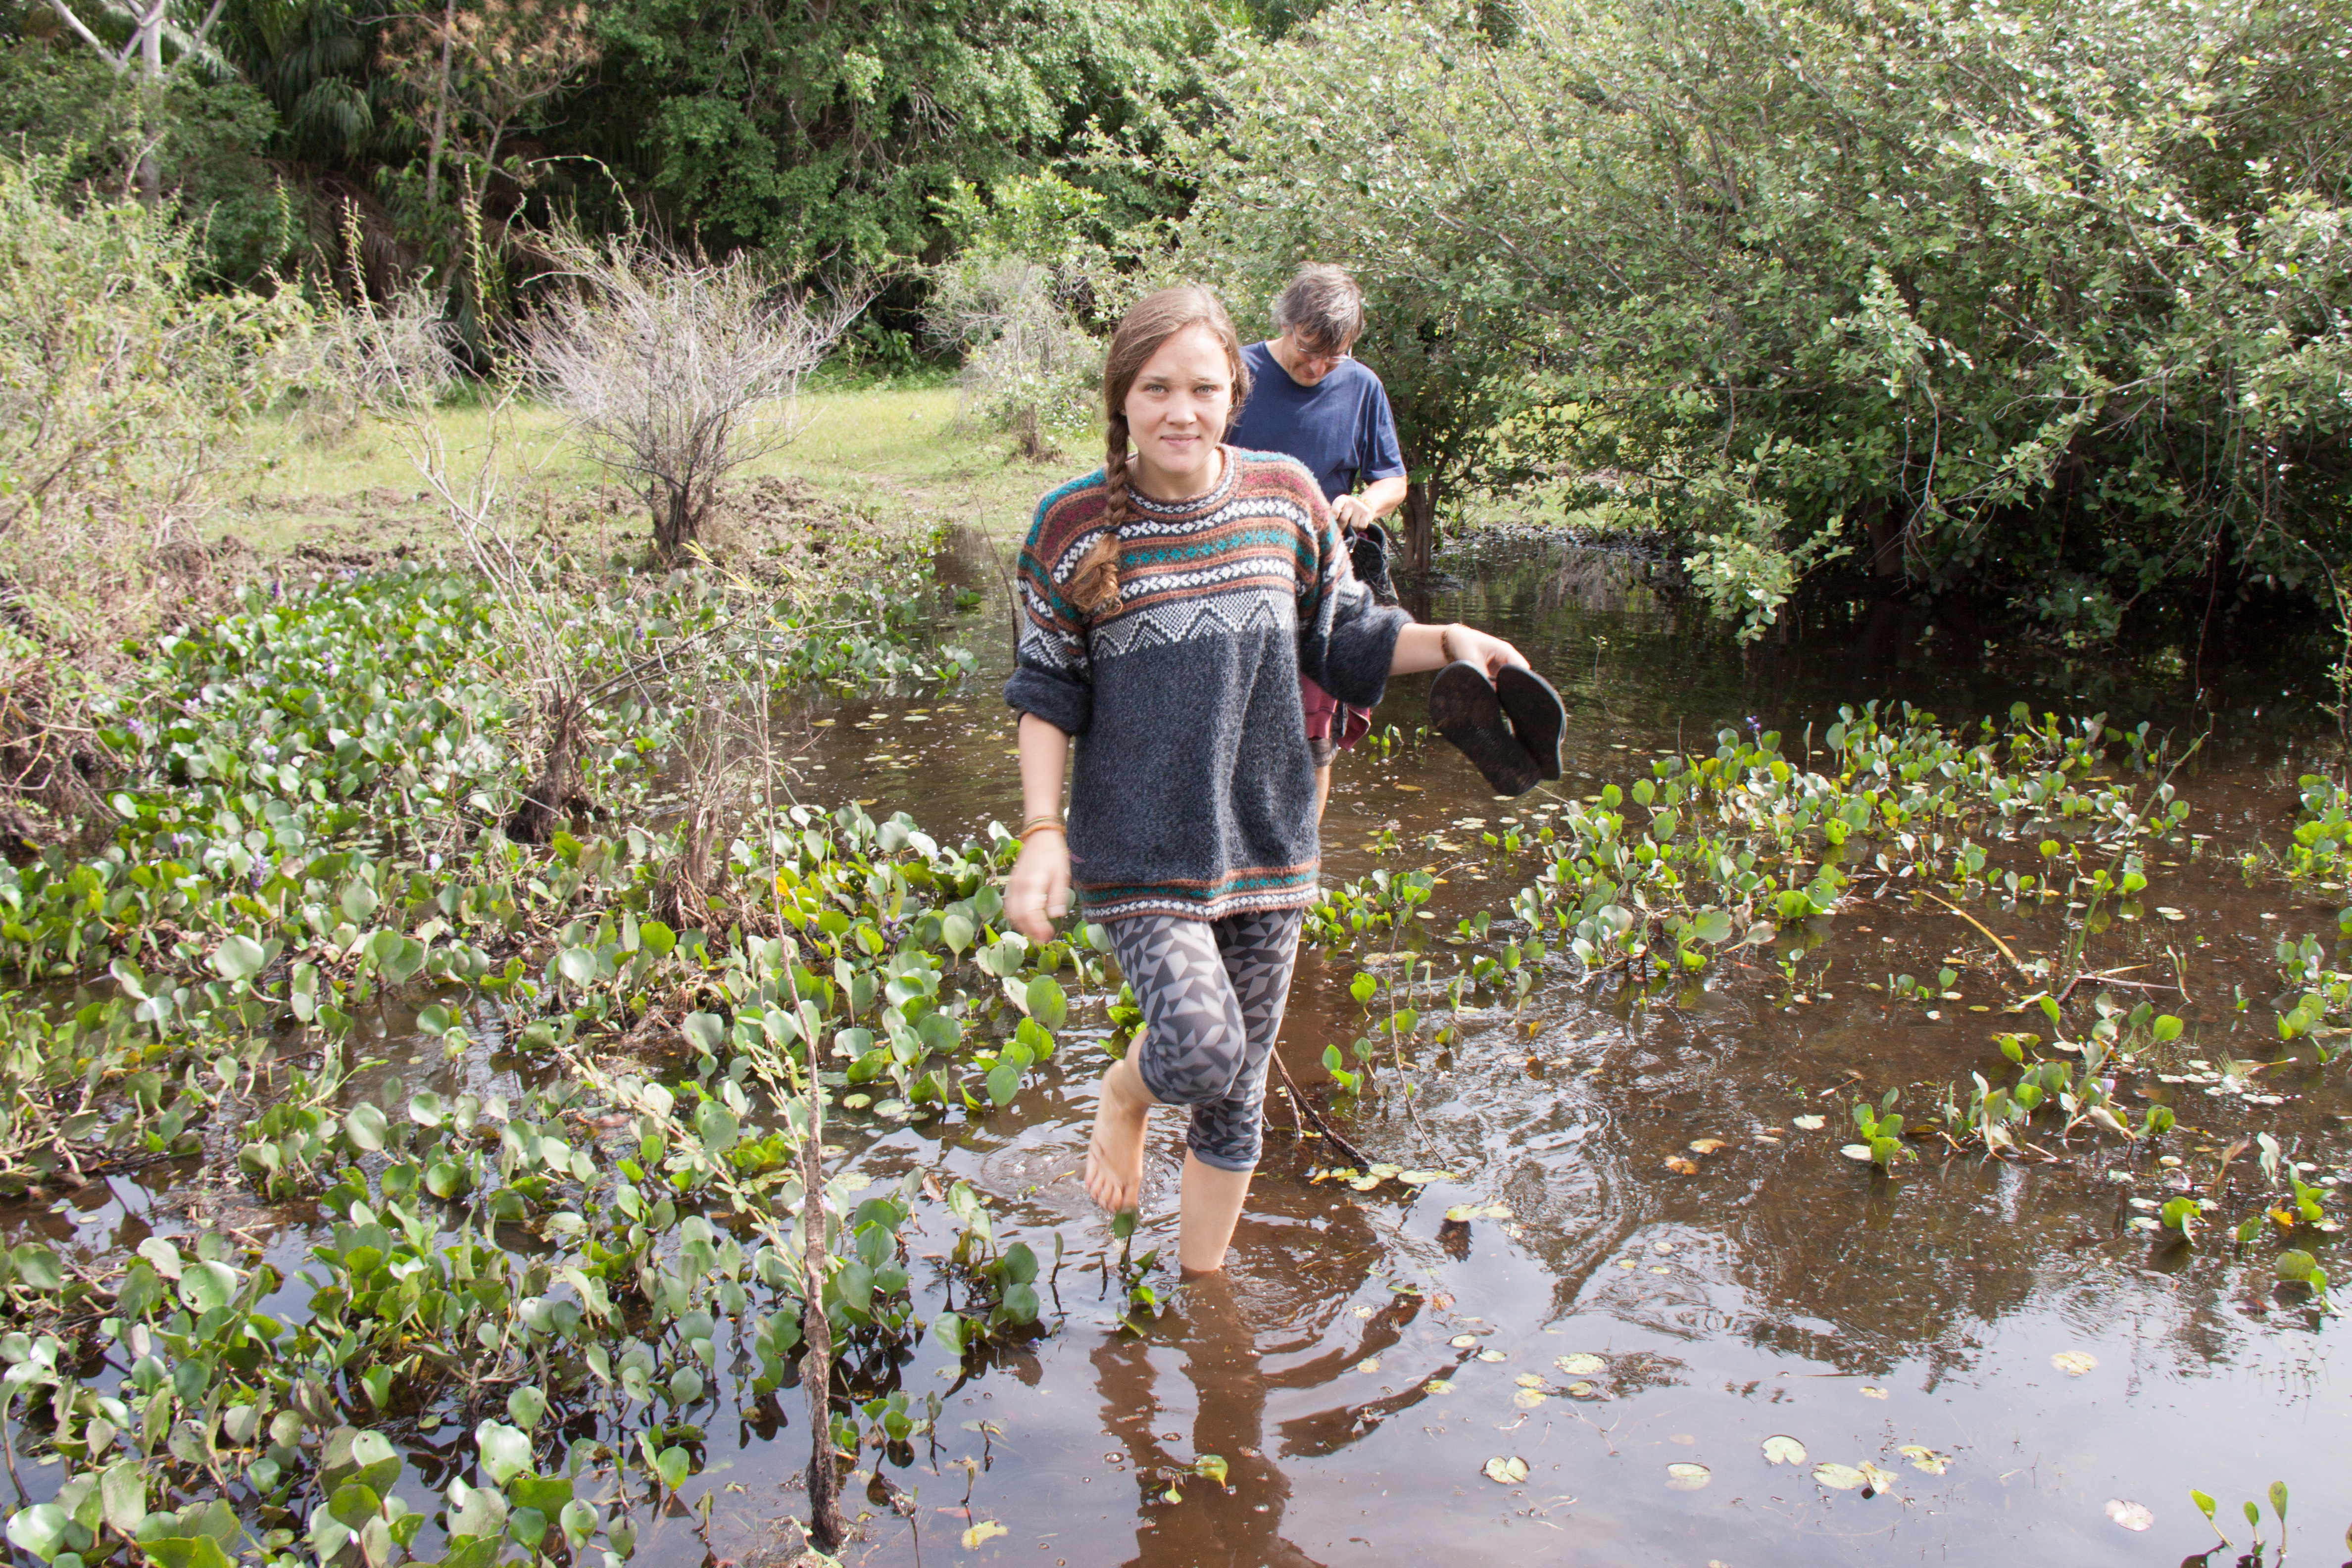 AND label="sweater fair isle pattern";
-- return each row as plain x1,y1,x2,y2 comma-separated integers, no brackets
1004,447,1409,923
